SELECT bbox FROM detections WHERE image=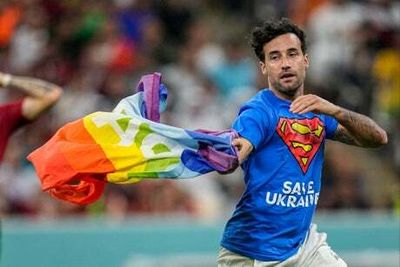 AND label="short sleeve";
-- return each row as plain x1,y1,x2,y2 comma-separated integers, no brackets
232,104,272,150
0,100,25,133
0,100,25,161
324,115,339,139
